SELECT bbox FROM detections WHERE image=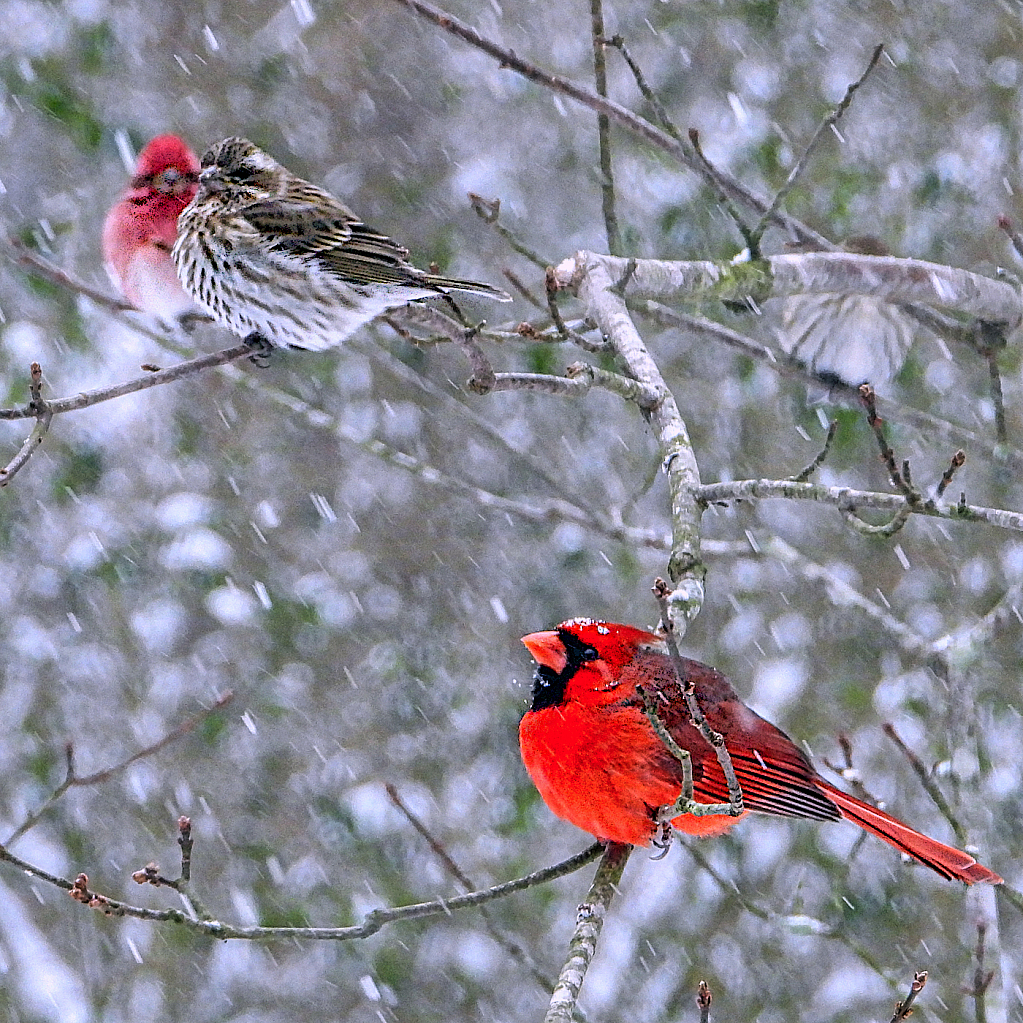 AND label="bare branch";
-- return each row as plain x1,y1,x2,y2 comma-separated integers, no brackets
997,214,1023,262
468,193,551,270
10,238,134,313
695,478,1023,533
763,536,927,656
890,971,927,1023
636,299,1023,476
543,843,631,1023
555,251,1022,326
790,419,838,482
1,839,604,939
882,724,966,847
697,981,712,1023
0,362,52,487
602,34,683,142
653,578,744,820
563,252,706,630
565,360,663,408
0,344,254,422
388,0,830,246
4,692,235,846
590,0,622,256
385,785,570,1009
750,45,885,250
488,372,592,397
